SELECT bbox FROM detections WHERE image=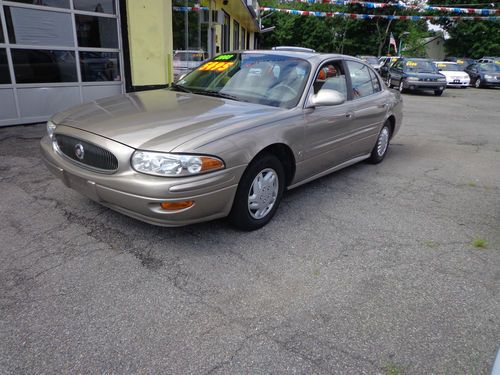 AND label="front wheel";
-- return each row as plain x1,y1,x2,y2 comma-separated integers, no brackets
368,123,391,164
434,89,443,96
229,154,285,231
475,78,482,88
